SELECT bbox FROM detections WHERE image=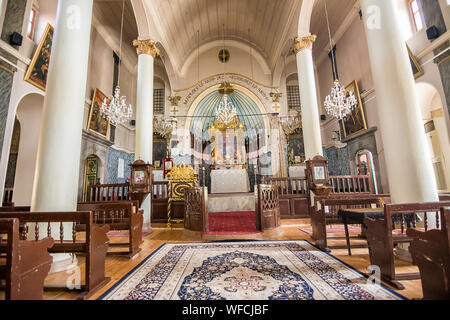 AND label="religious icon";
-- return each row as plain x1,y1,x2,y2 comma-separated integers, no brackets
24,24,54,91
313,166,325,181
88,88,110,138
340,80,367,138
133,170,145,184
